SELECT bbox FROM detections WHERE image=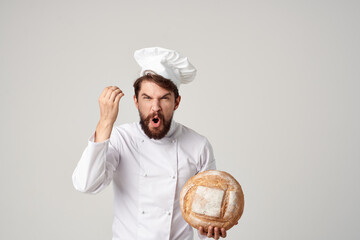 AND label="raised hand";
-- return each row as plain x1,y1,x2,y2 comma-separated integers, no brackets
95,86,124,142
